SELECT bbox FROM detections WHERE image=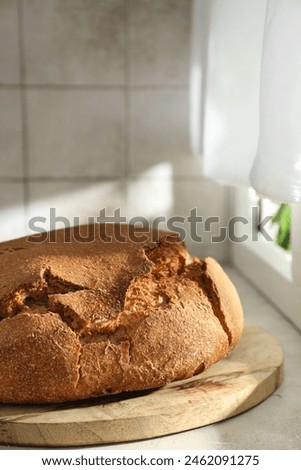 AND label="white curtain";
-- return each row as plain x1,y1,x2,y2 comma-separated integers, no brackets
250,0,301,203
200,0,301,286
